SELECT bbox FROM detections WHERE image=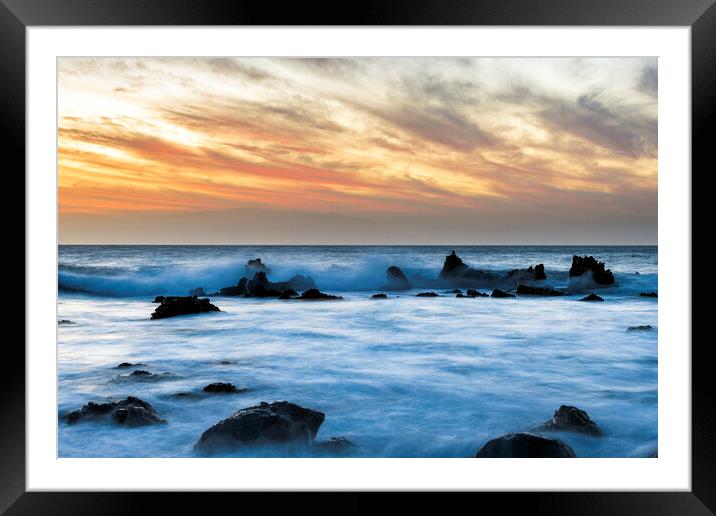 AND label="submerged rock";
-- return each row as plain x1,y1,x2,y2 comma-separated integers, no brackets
170,392,203,401
569,255,615,285
299,289,343,300
491,289,515,298
475,433,576,458
58,319,75,325
535,405,603,436
63,396,165,427
579,293,604,302
194,401,325,453
416,292,440,297
385,266,411,290
371,293,388,299
115,362,146,369
516,284,565,296
314,436,357,456
640,292,658,298
627,325,653,331
150,296,220,319
202,382,247,394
